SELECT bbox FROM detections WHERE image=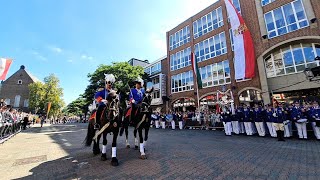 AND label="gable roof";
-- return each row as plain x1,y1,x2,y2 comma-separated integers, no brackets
3,65,41,84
